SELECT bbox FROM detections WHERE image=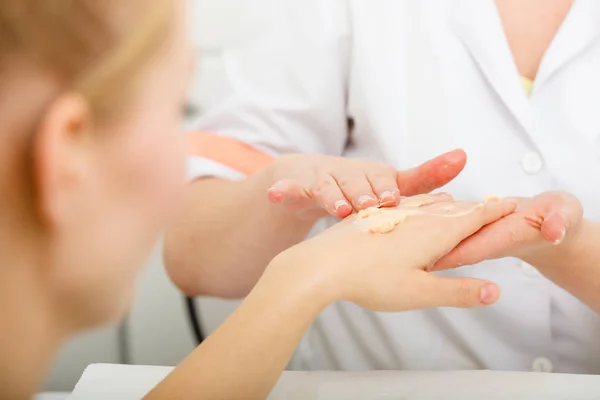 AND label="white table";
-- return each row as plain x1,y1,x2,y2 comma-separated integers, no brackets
67,364,600,399
35,393,70,400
